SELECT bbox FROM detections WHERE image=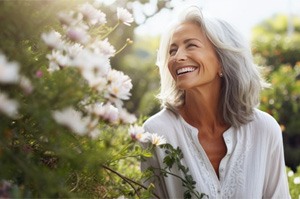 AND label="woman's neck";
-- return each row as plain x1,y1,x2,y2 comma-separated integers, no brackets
179,87,228,135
